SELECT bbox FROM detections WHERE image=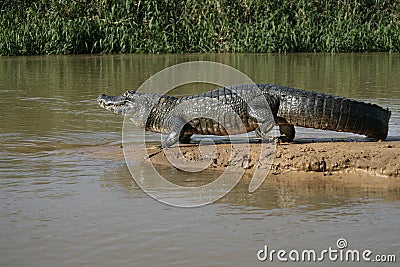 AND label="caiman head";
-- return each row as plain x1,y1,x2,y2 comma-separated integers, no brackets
97,90,160,128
